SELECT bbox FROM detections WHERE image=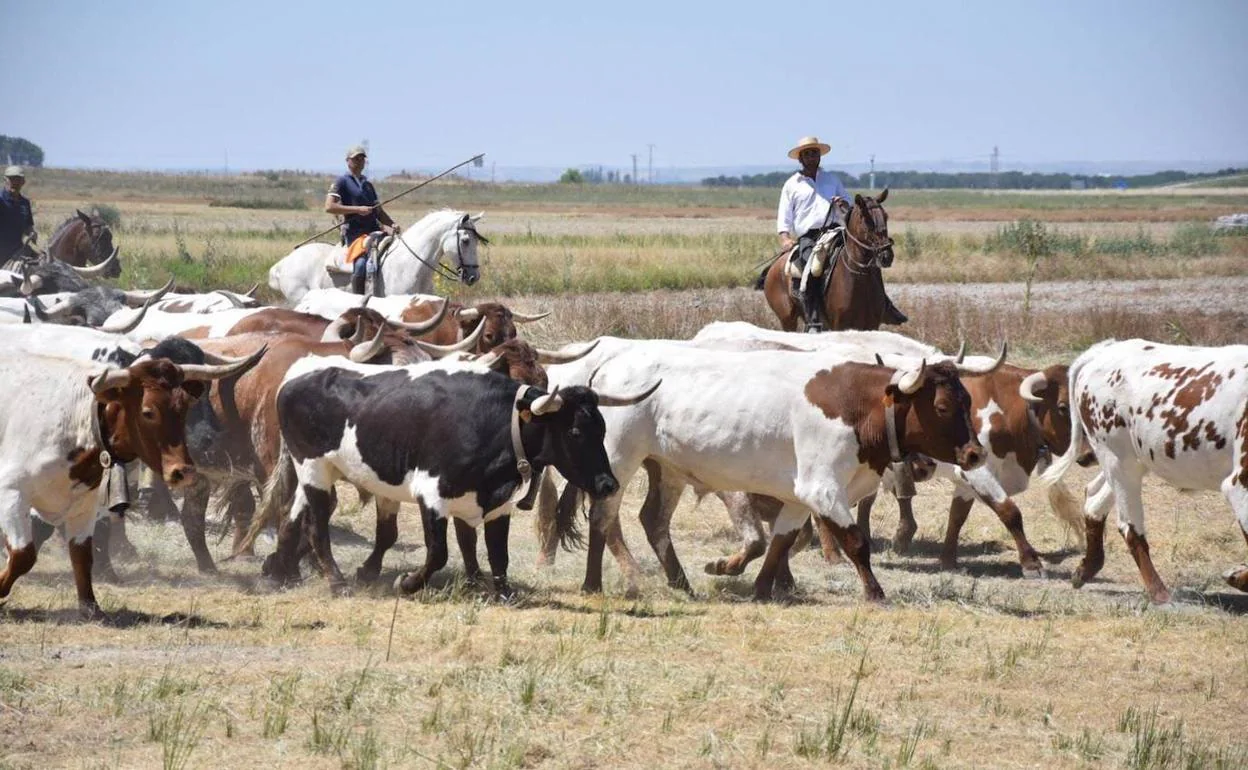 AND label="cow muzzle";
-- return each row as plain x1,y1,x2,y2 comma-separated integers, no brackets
588,473,620,499
164,463,197,489
956,444,985,471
